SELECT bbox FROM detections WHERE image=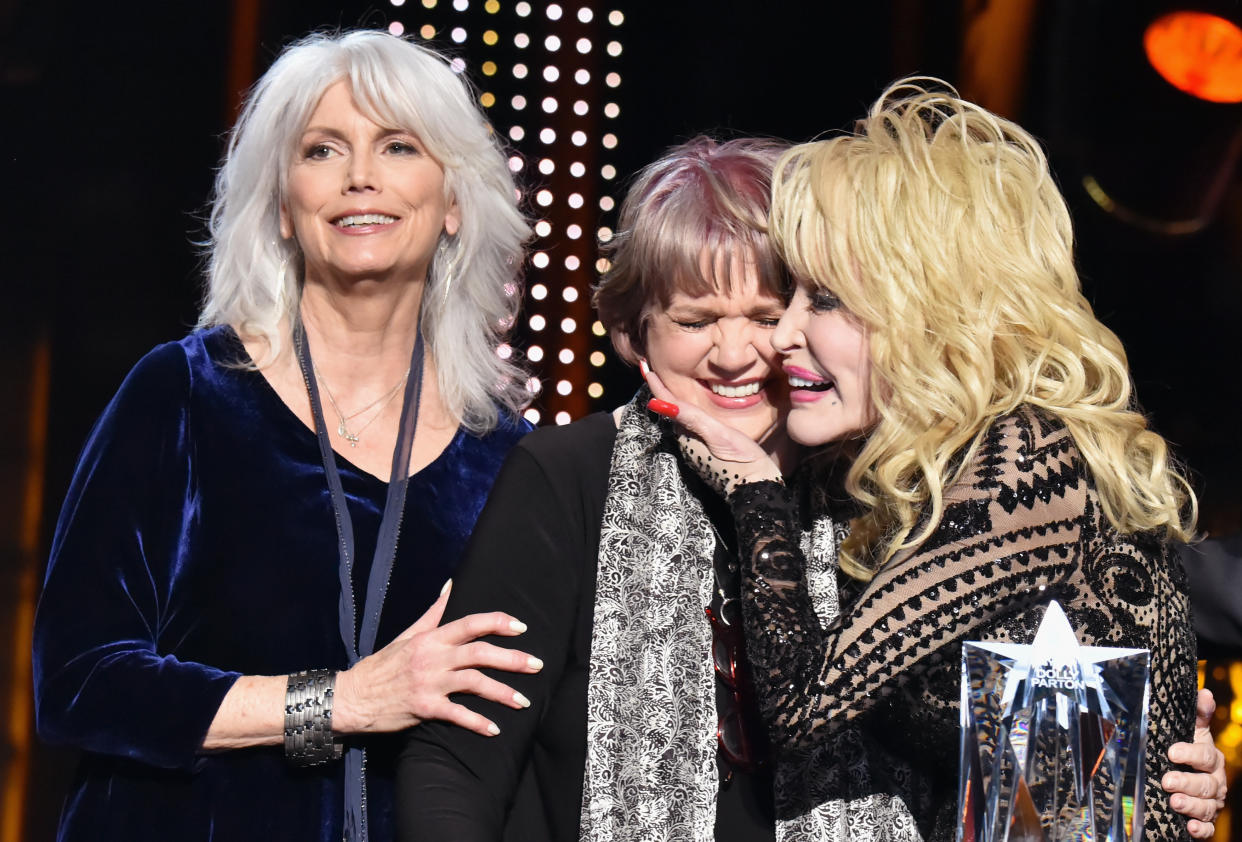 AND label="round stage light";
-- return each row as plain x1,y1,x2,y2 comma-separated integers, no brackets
1145,11,1242,103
